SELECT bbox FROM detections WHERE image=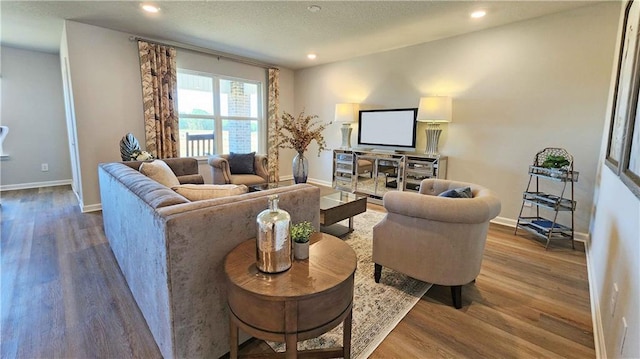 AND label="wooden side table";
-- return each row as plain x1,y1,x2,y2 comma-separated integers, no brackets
224,233,357,359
